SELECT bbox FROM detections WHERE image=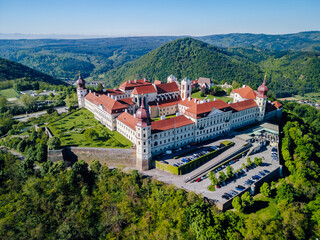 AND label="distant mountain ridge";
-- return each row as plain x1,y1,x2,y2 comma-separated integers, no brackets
0,31,319,82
